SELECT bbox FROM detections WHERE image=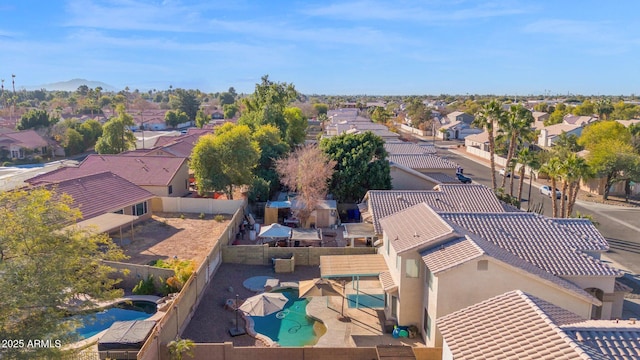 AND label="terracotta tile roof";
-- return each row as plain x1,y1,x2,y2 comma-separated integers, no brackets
437,290,592,360
388,154,457,170
379,203,457,254
384,141,434,155
0,130,49,148
549,218,609,251
28,155,187,187
562,320,640,359
542,122,582,136
363,185,505,234
439,212,619,277
38,171,154,220
422,172,459,183
421,234,599,305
